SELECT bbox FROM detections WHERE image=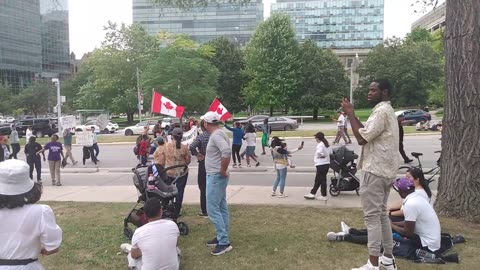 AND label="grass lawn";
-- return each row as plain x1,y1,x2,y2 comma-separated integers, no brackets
39,202,479,270
435,110,444,118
